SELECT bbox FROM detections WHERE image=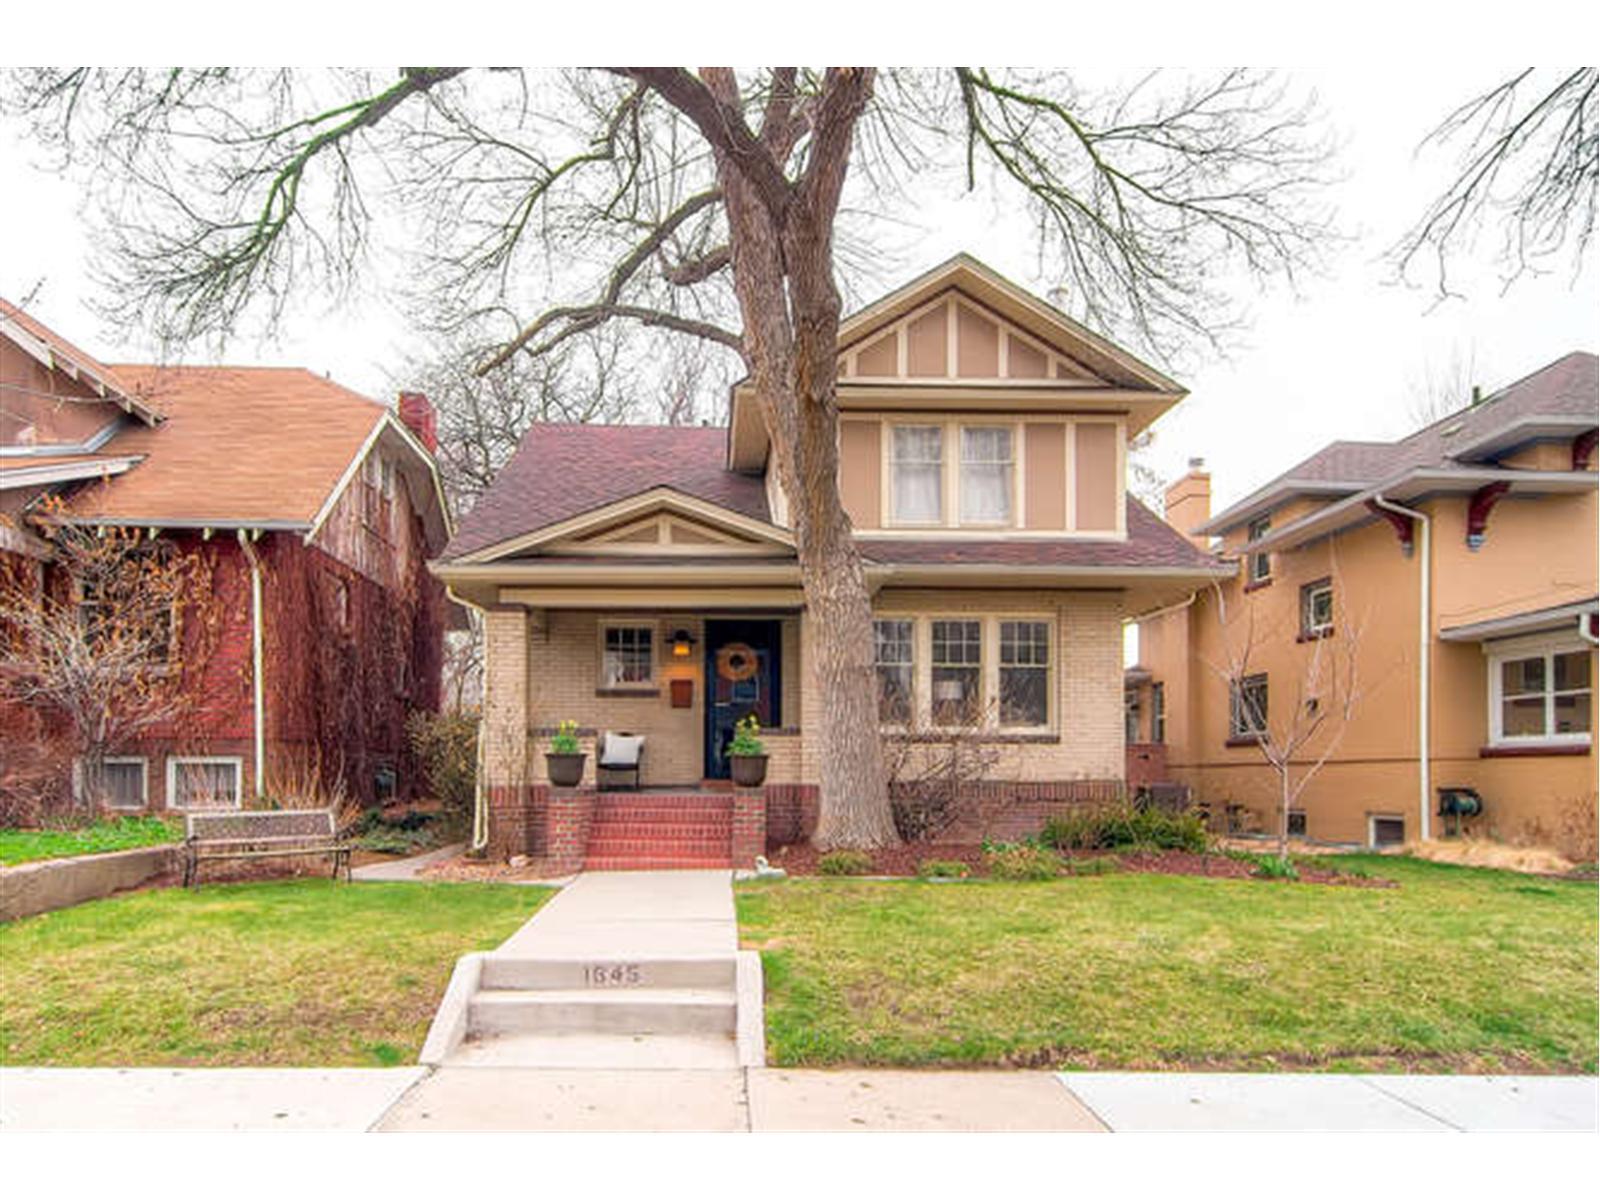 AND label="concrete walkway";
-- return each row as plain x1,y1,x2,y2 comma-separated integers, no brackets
350,843,465,882
4,1067,1591,1132
495,868,735,957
